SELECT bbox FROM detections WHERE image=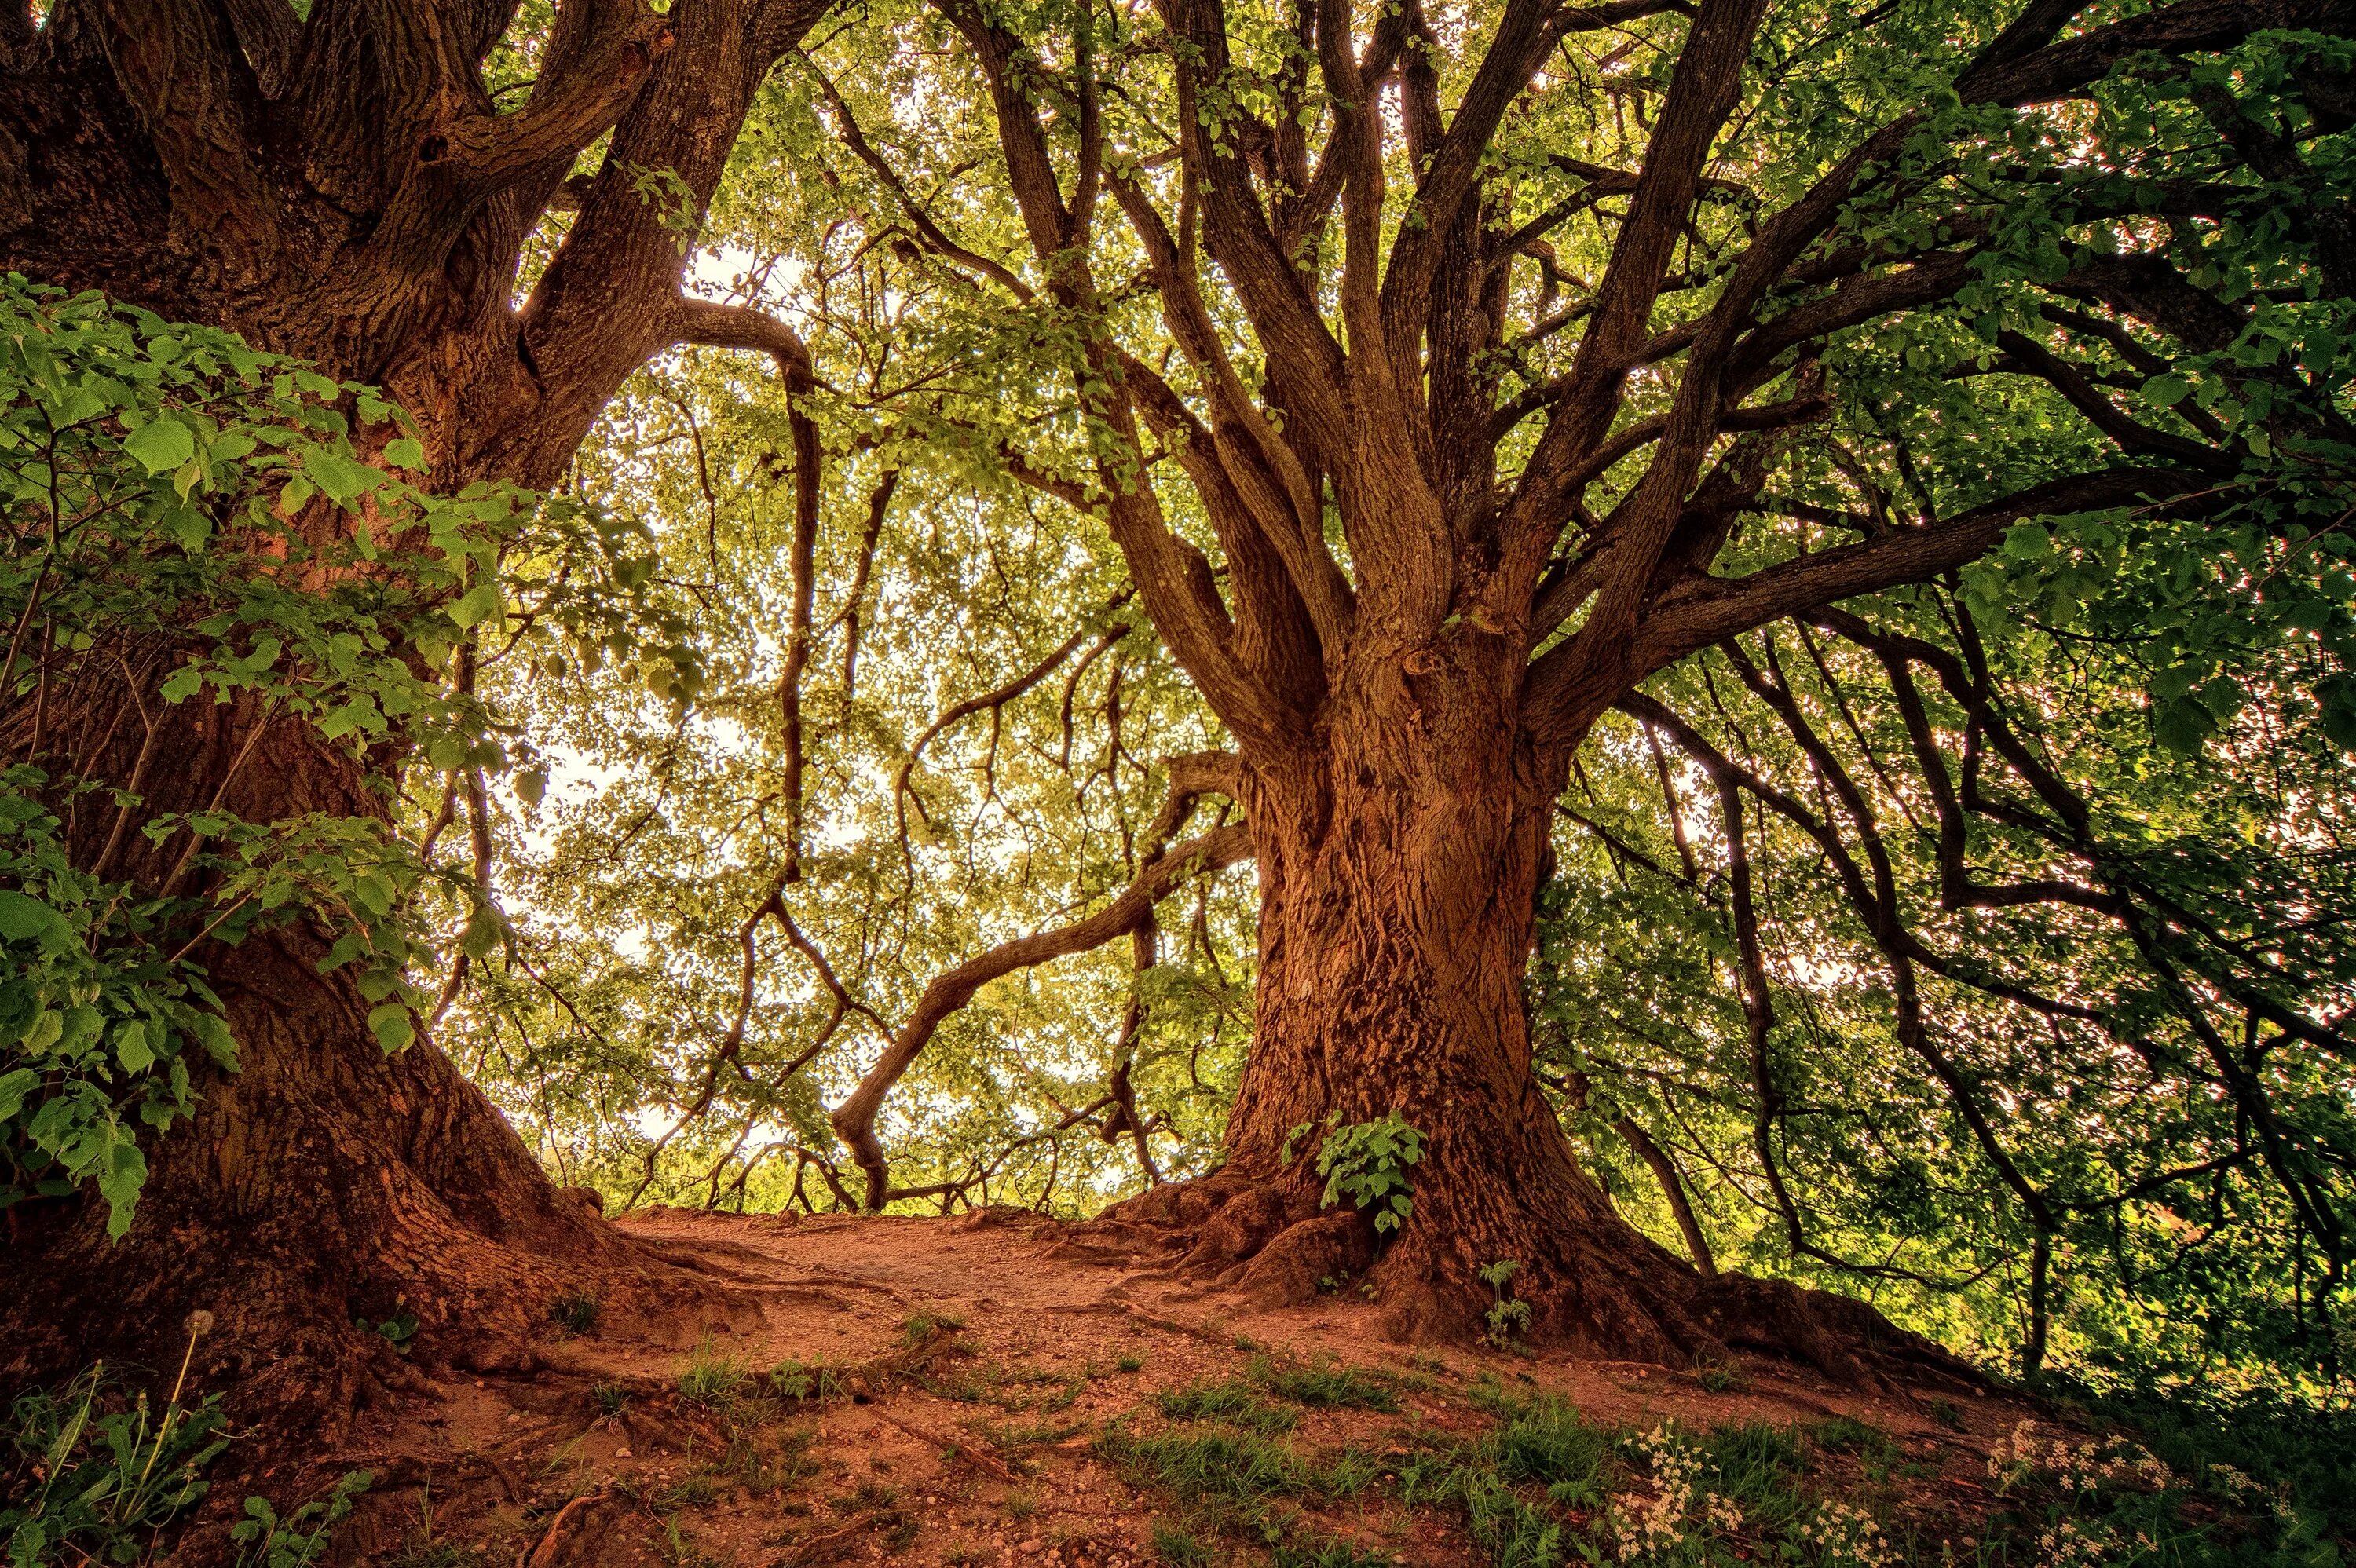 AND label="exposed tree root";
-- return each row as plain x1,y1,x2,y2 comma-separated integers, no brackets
1087,1171,1979,1393
0,934,754,1445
